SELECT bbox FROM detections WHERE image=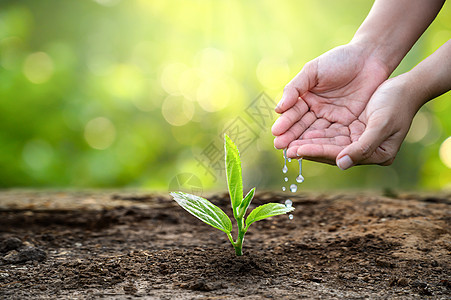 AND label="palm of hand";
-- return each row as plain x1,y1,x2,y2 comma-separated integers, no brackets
273,45,388,164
